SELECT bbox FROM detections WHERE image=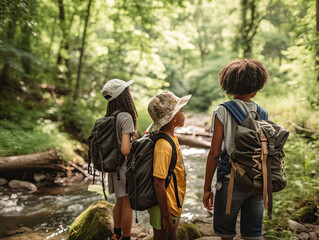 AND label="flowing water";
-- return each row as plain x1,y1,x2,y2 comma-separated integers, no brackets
0,147,210,239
